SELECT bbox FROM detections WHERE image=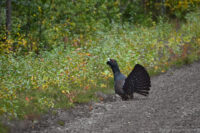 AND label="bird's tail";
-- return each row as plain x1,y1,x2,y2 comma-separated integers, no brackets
133,64,151,96
123,64,151,97
135,89,149,96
